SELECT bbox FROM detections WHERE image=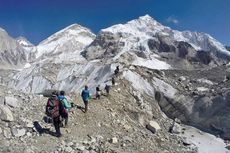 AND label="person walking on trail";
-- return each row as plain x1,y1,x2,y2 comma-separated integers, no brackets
81,85,90,113
114,66,120,76
96,85,101,99
46,91,64,137
58,90,71,127
112,77,115,86
104,84,110,95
